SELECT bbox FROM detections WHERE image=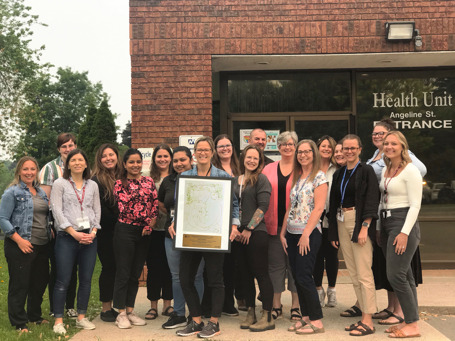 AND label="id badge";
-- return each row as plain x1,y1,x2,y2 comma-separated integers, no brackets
336,208,344,222
76,215,90,230
170,208,175,219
